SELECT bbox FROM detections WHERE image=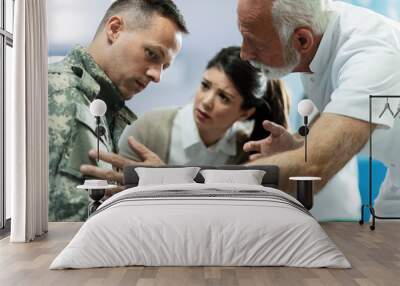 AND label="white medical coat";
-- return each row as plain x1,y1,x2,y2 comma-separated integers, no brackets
301,1,400,216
